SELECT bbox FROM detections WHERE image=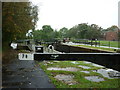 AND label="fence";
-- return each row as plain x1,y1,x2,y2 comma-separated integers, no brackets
72,39,119,48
